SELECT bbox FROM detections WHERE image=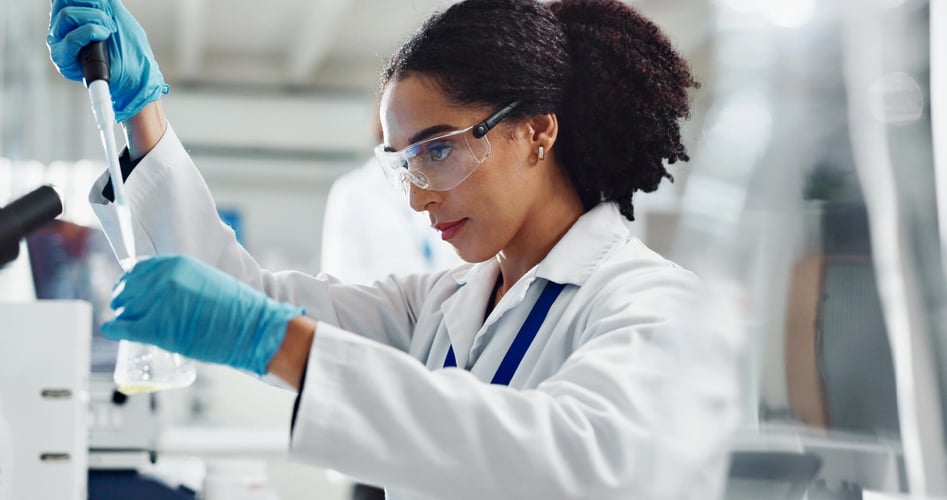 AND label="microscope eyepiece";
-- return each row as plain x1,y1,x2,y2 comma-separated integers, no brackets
0,185,63,266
